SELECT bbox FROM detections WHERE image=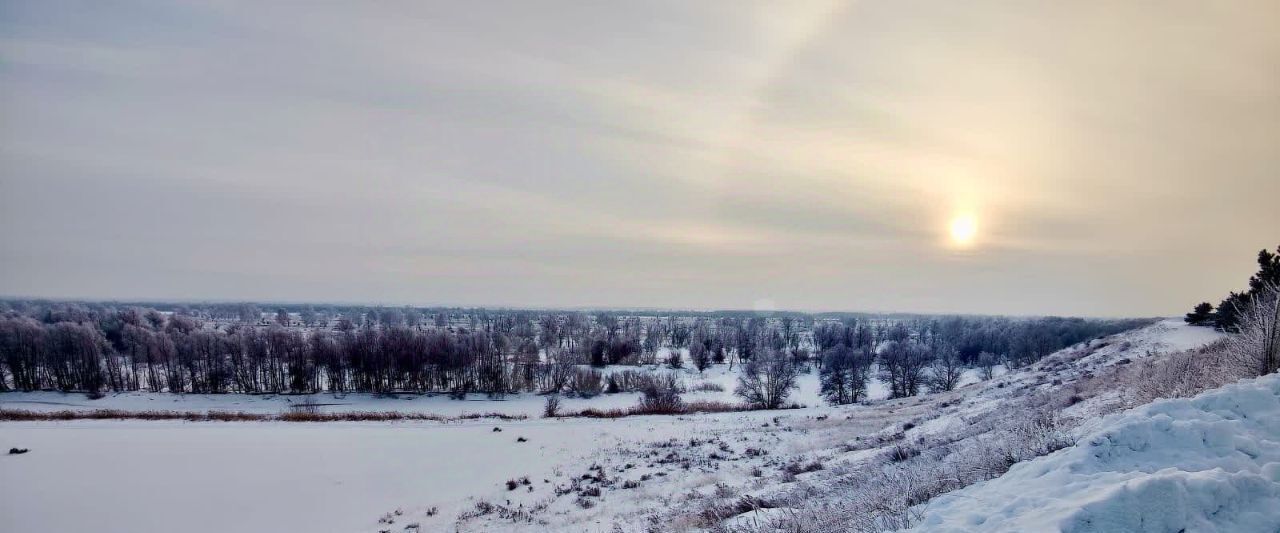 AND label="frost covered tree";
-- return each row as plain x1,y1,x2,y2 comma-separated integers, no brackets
641,322,663,361
736,349,799,409
1225,284,1280,376
0,304,1150,397
666,350,684,369
542,358,574,394
880,340,932,398
379,308,404,328
690,340,711,374
927,345,964,392
46,322,107,393
789,347,811,368
0,317,46,391
235,304,259,324
977,351,998,381
403,307,421,329
299,307,318,327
